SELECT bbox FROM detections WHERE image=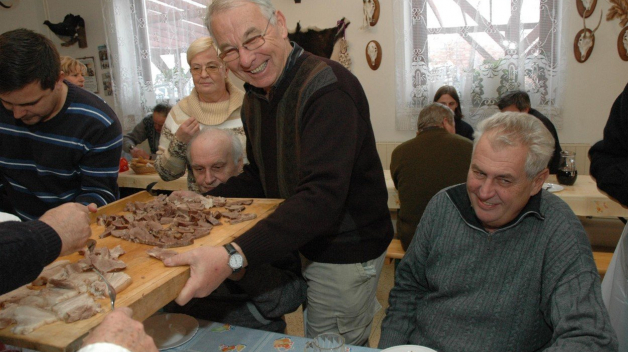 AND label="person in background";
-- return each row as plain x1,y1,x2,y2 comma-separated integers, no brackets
589,82,628,206
0,29,122,221
122,104,171,160
154,36,245,193
1,202,96,295
434,85,474,140
379,112,617,352
390,102,472,251
164,0,393,346
497,90,562,174
188,128,243,193
60,56,86,88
